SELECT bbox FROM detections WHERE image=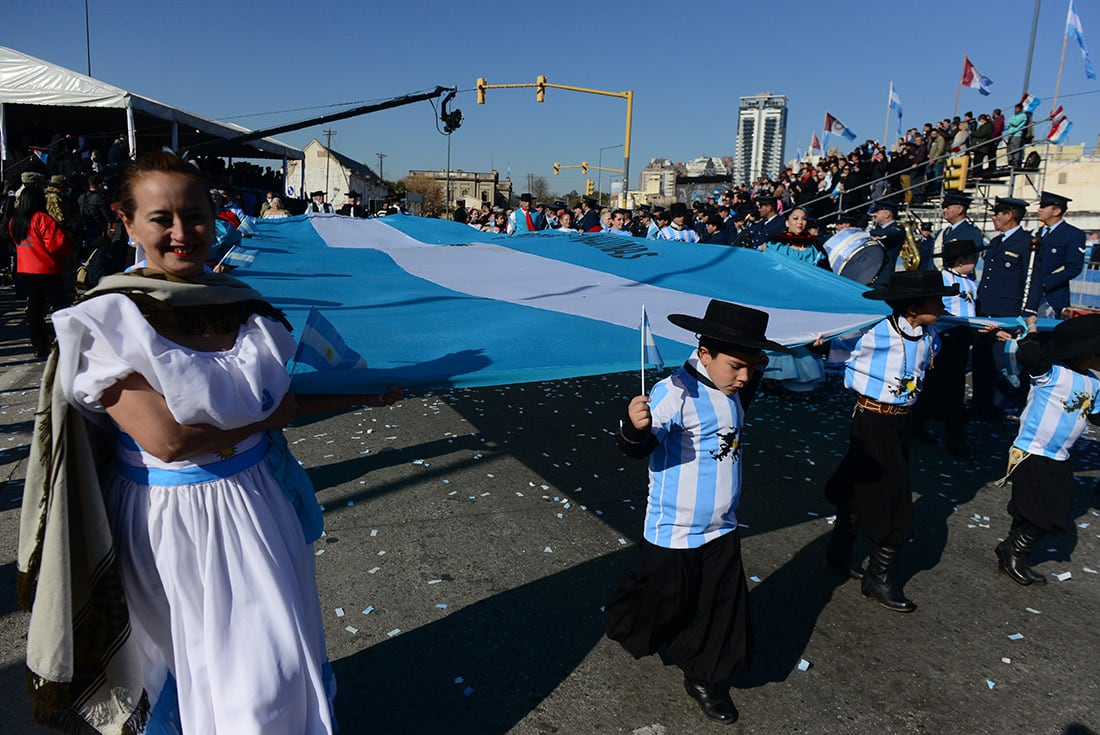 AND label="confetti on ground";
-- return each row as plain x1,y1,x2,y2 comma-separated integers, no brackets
368,567,381,574
1026,607,1041,614
463,686,474,696
335,608,345,617
436,603,448,609
345,626,358,634
1007,633,1024,641
1084,567,1098,574
347,500,354,507
370,529,378,537
797,659,811,671
1002,658,1011,664
1054,571,1072,582
427,579,442,585
986,680,996,689
750,576,761,583
362,606,374,615
387,628,401,637
315,549,325,556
